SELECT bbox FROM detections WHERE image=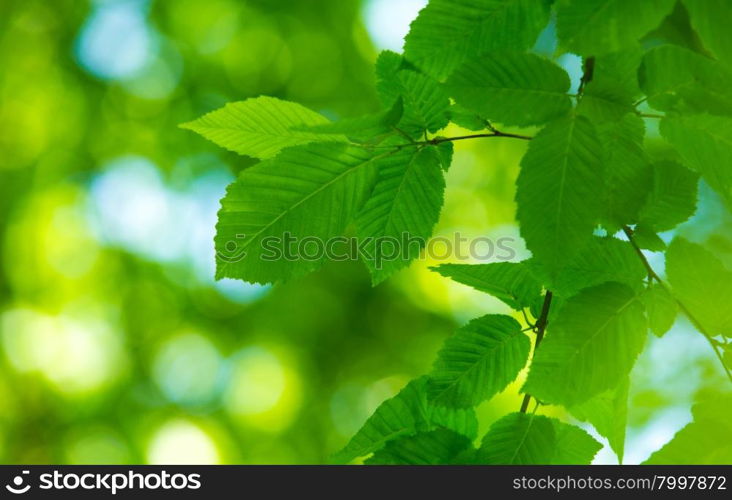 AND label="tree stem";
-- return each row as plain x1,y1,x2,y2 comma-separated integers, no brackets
520,291,553,412
622,226,732,383
428,131,533,145
637,112,664,119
